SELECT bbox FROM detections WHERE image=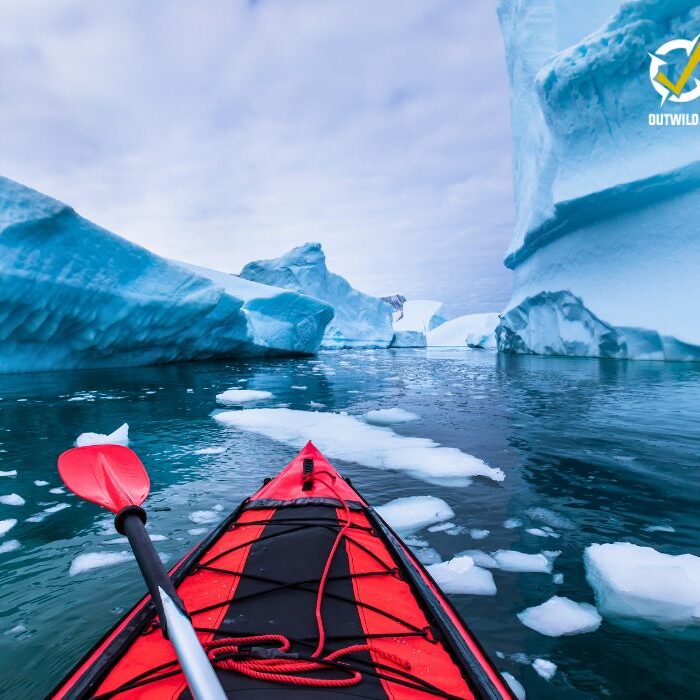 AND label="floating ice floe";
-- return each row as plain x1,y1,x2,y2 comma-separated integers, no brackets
503,517,523,529
642,525,675,534
363,408,420,426
375,496,454,534
0,519,17,536
33,480,49,487
0,494,25,506
291,385,307,390
193,446,227,455
26,503,70,523
76,423,129,447
469,529,490,540
188,510,220,525
105,534,167,545
49,487,65,495
427,521,457,533
0,470,17,477
501,672,526,699
414,547,442,566
532,658,557,681
70,551,134,576
214,408,504,486
492,550,559,574
553,573,564,584
584,542,700,627
458,550,499,569
427,556,497,596
518,596,602,636
216,389,273,405
0,539,20,554
188,527,209,536
525,507,574,530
